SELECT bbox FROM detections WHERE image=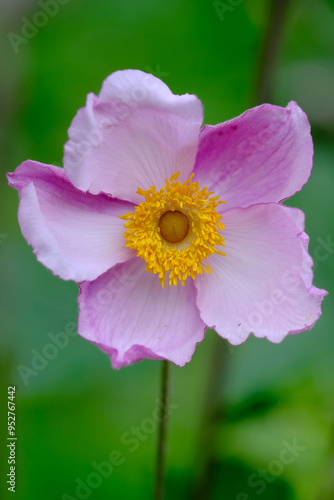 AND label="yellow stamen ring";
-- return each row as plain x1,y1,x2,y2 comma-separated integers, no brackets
119,172,226,287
